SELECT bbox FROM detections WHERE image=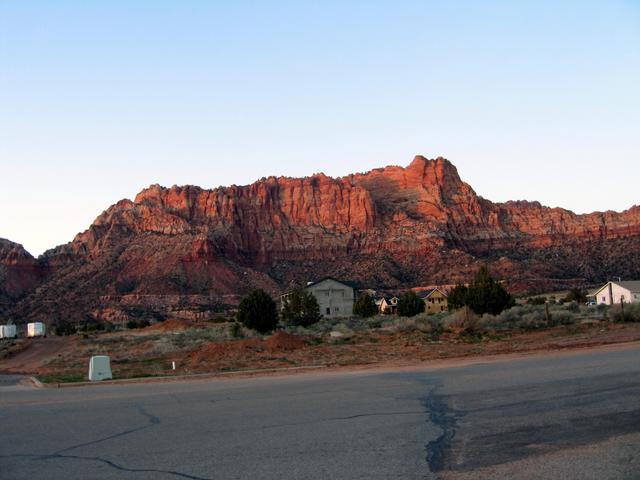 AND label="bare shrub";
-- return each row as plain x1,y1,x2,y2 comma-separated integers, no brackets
551,311,576,326
444,308,482,334
610,304,640,323
517,309,547,330
389,317,431,334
